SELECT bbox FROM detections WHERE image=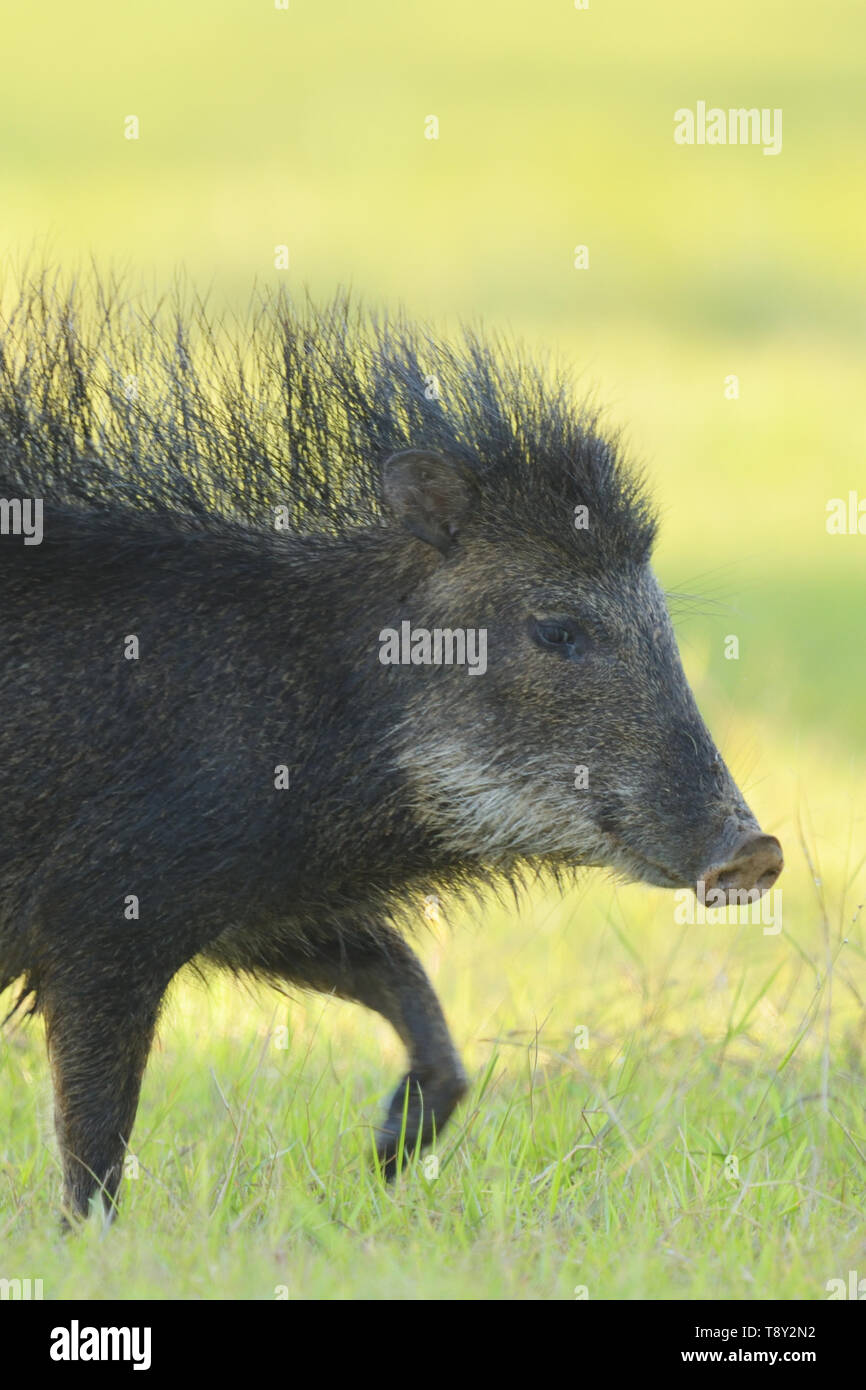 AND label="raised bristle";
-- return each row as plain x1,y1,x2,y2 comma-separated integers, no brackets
0,273,656,564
